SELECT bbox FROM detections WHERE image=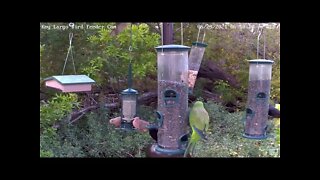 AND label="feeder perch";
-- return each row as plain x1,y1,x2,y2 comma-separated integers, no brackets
44,75,95,92
188,42,207,94
244,59,274,139
147,44,190,157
